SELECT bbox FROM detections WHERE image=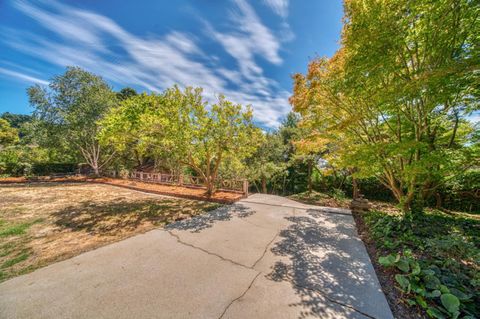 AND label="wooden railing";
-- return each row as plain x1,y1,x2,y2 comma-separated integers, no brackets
109,171,248,196
130,171,179,184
